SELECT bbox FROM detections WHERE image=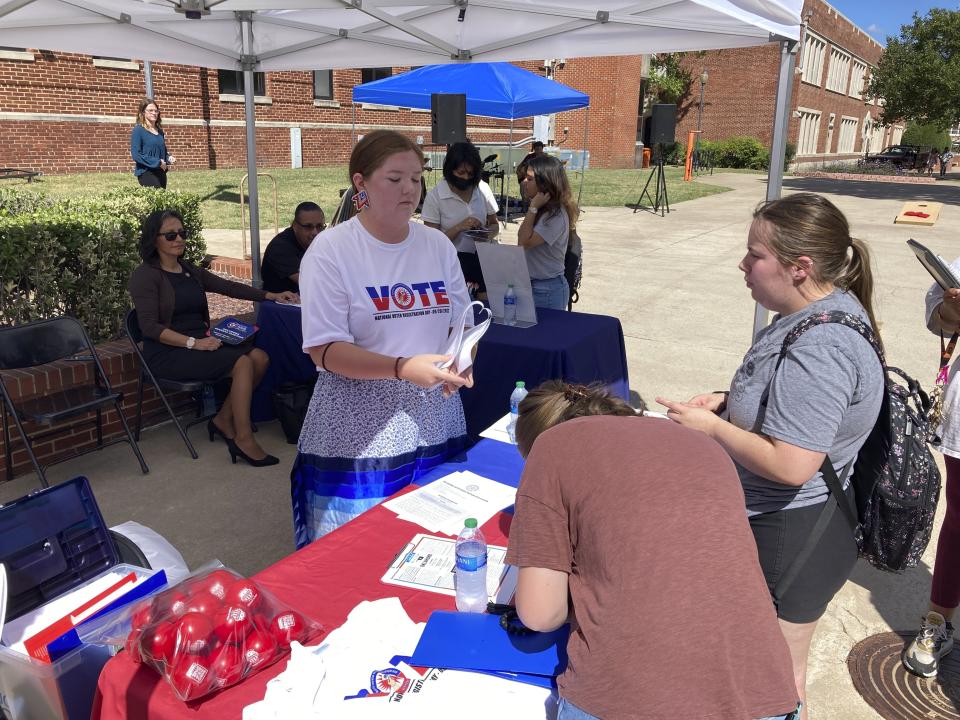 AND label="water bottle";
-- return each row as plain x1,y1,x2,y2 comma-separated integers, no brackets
506,381,528,444
201,384,216,416
503,284,517,326
455,518,488,613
